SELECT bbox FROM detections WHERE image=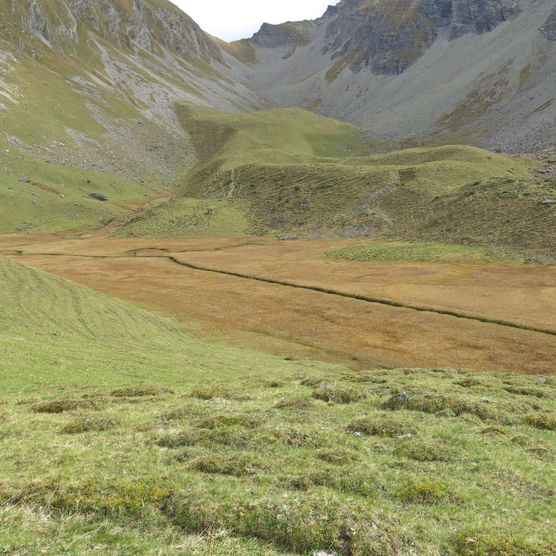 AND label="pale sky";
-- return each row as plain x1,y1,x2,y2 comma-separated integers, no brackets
172,1,339,41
